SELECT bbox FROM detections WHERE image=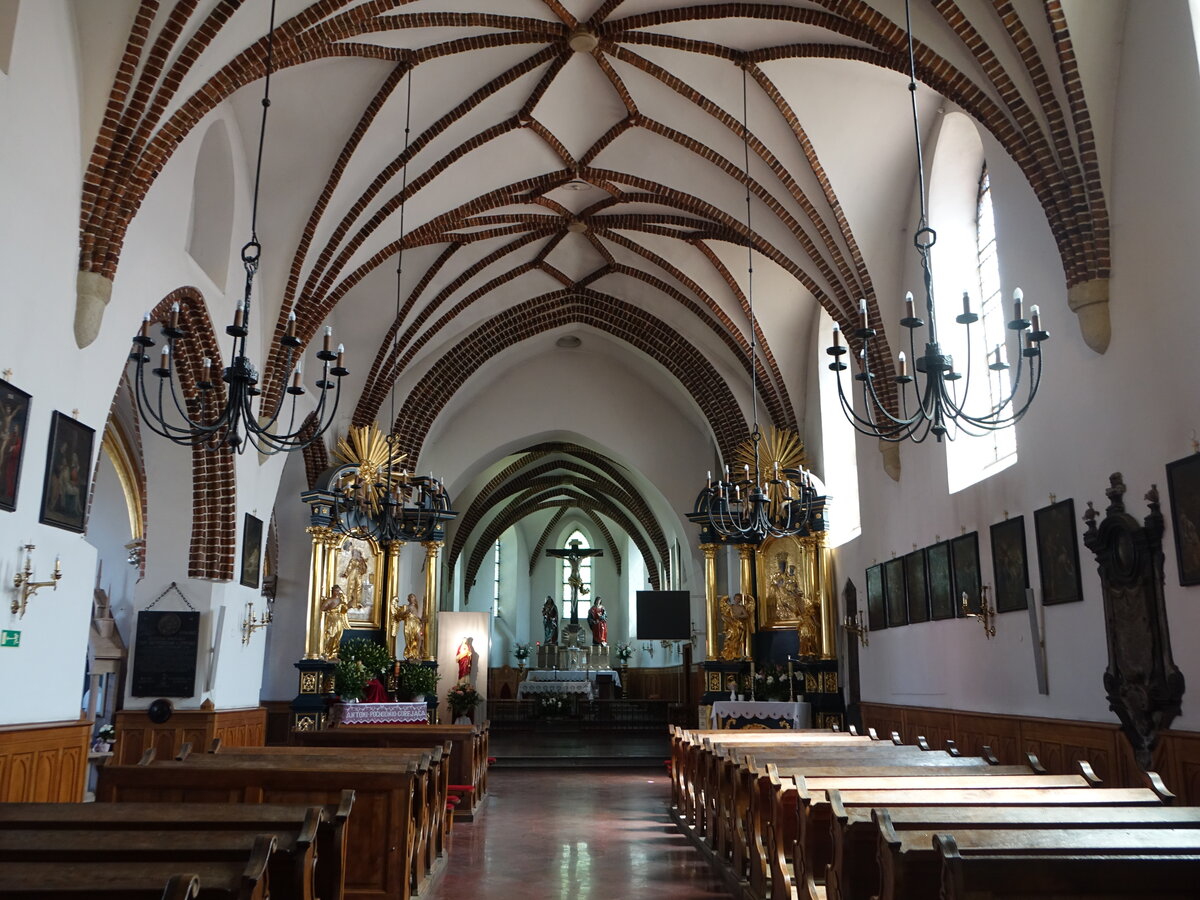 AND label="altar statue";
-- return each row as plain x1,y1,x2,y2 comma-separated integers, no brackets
542,595,559,644
320,584,351,659
456,636,474,682
393,592,423,659
341,546,369,609
720,592,751,660
587,596,608,645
